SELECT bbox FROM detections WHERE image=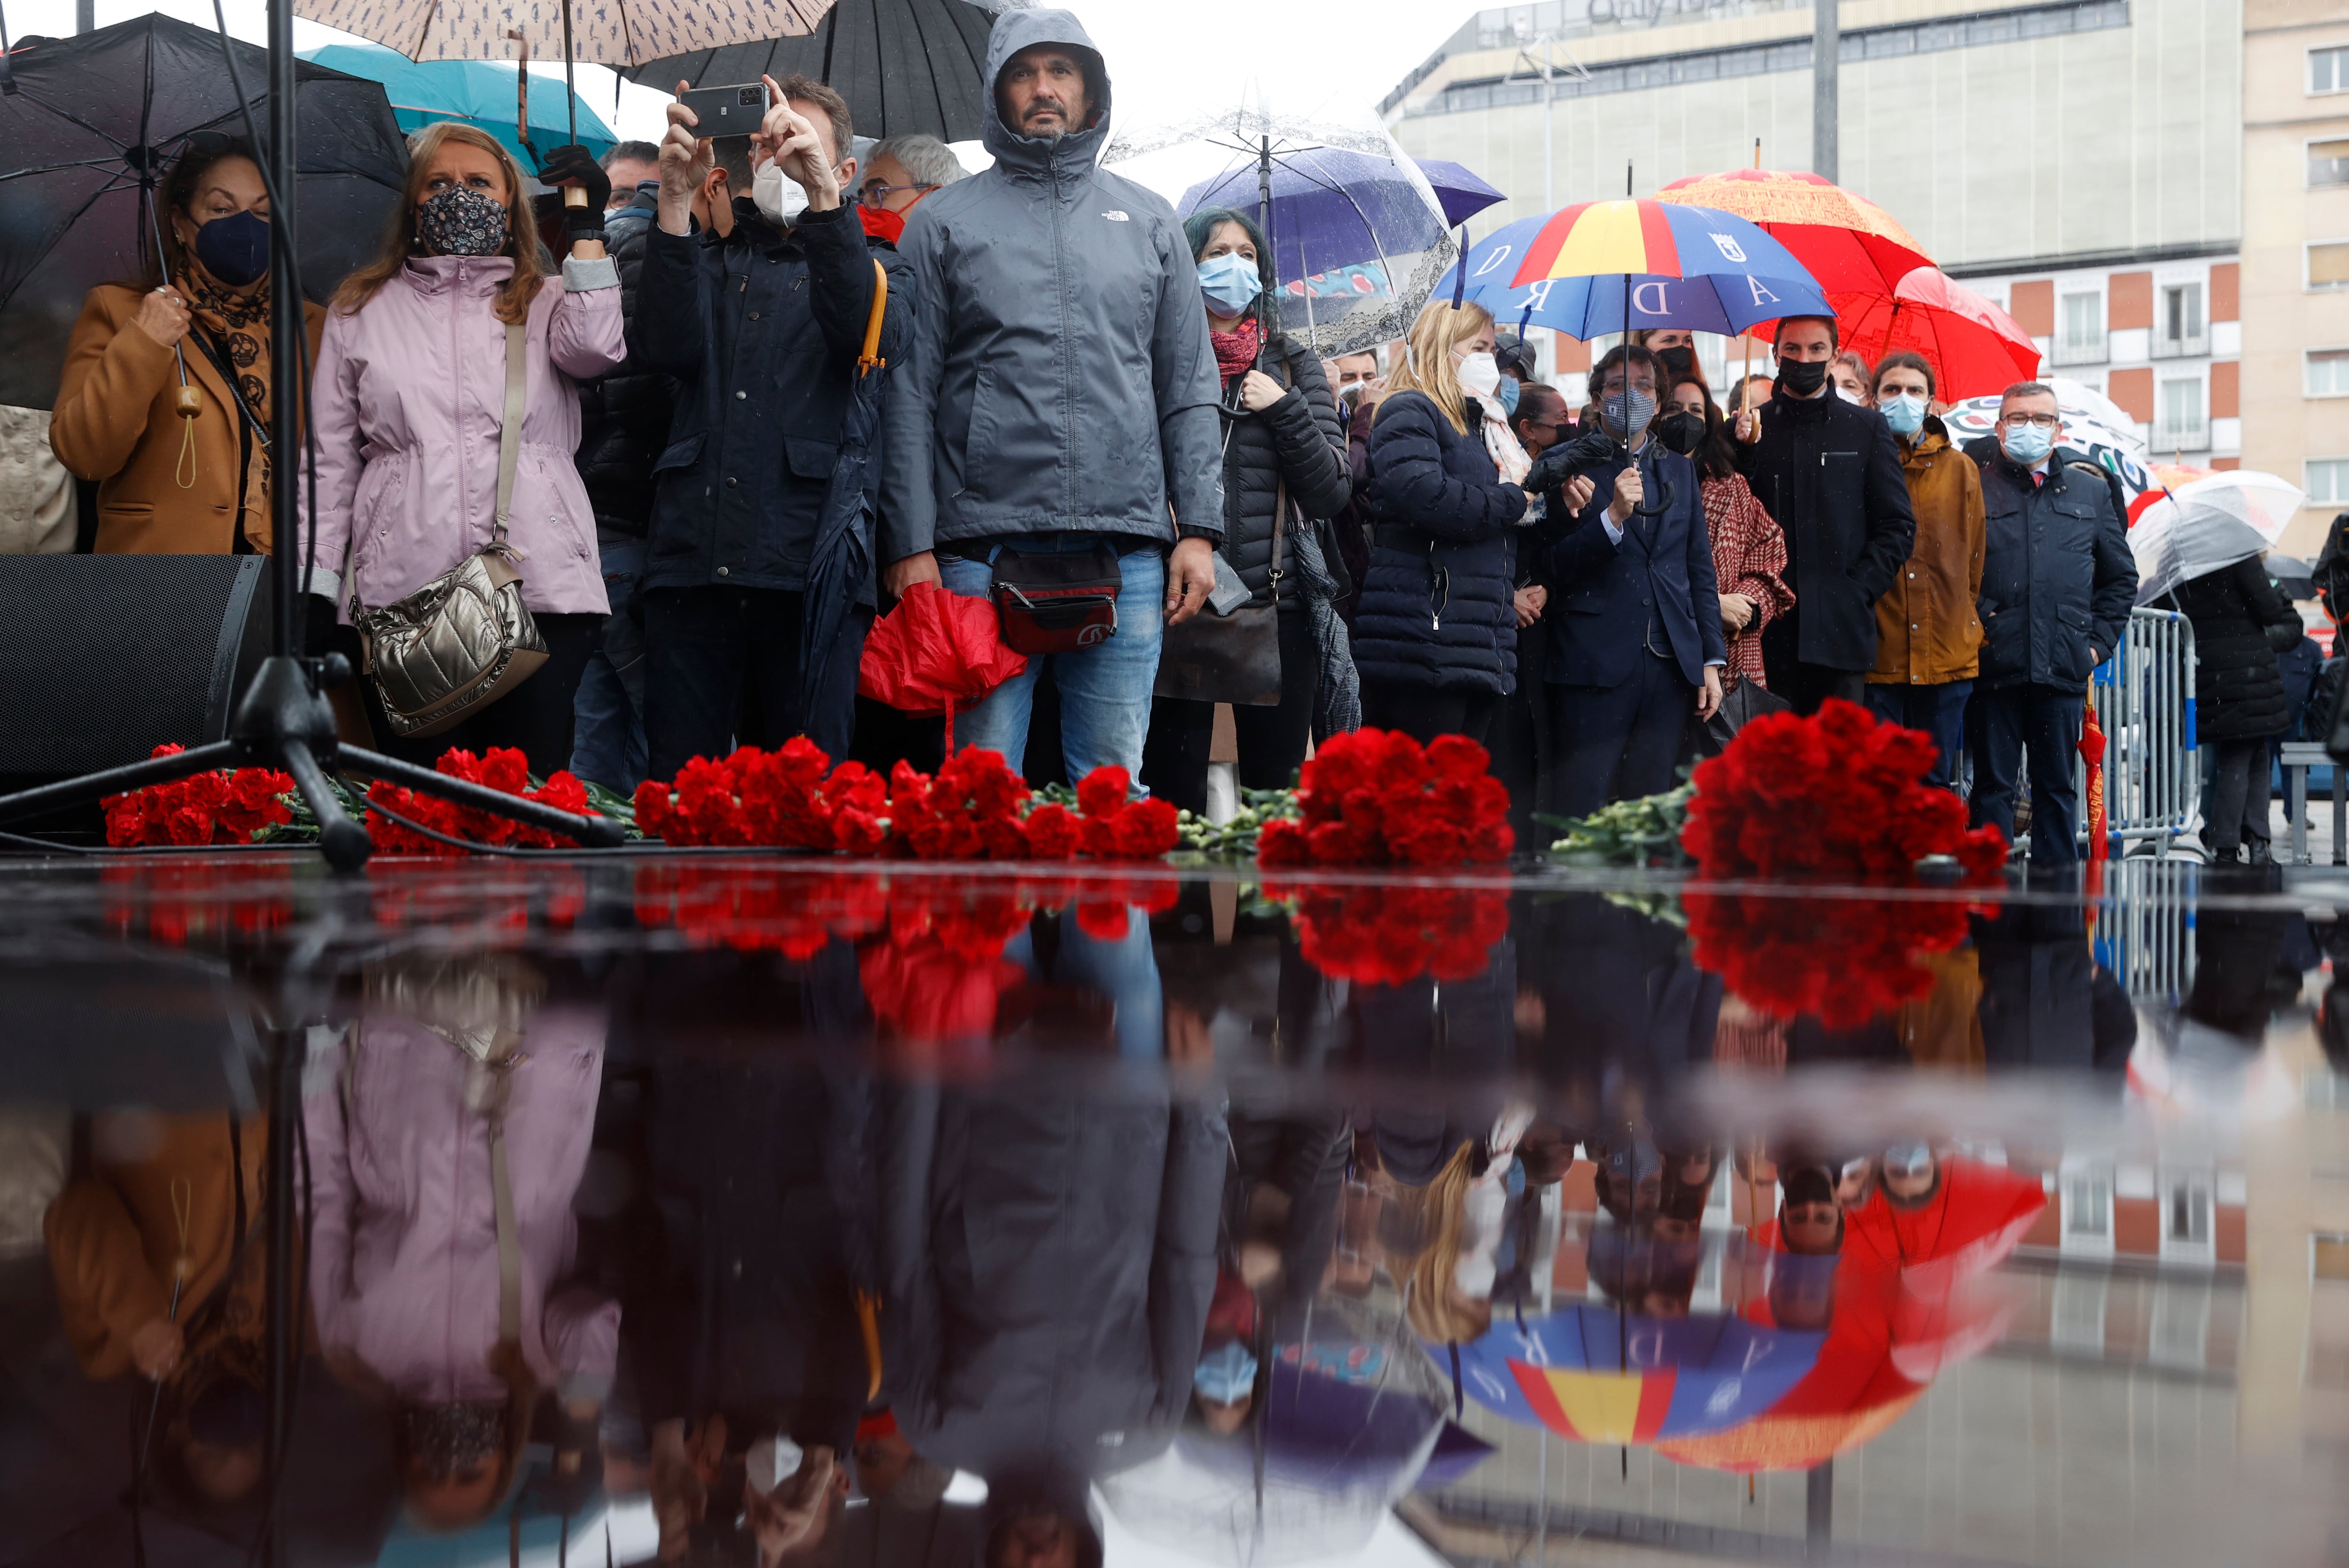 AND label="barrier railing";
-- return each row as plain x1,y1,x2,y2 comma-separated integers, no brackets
2079,607,2199,856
